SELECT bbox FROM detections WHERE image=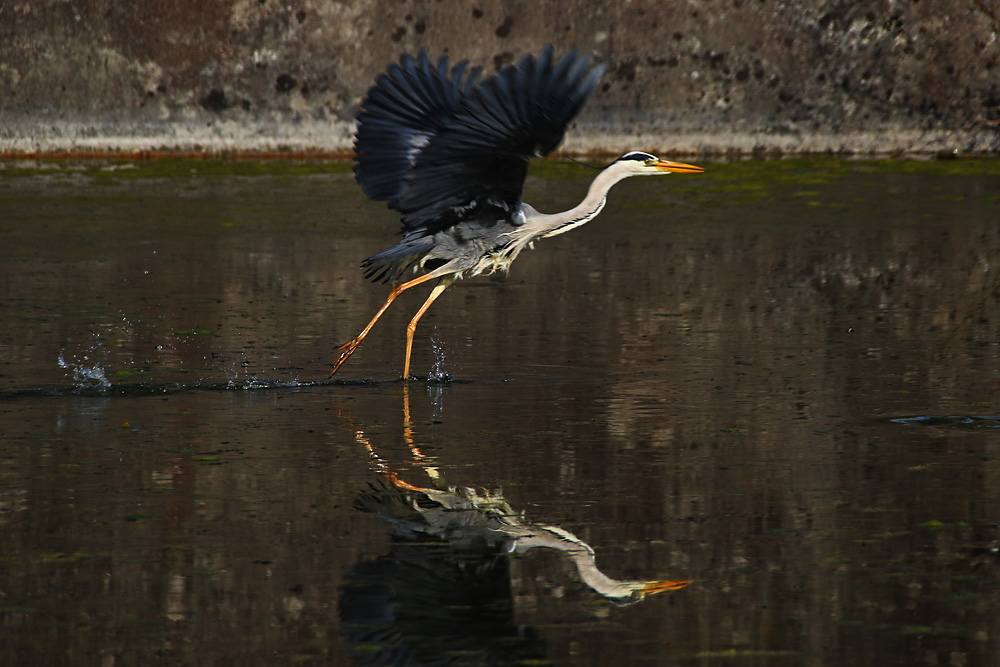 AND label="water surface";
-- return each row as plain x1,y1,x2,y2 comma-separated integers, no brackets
2,158,1000,665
